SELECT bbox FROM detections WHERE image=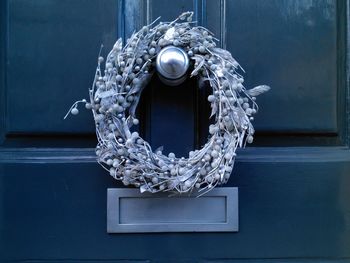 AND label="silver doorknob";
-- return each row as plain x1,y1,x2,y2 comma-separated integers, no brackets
156,46,190,86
